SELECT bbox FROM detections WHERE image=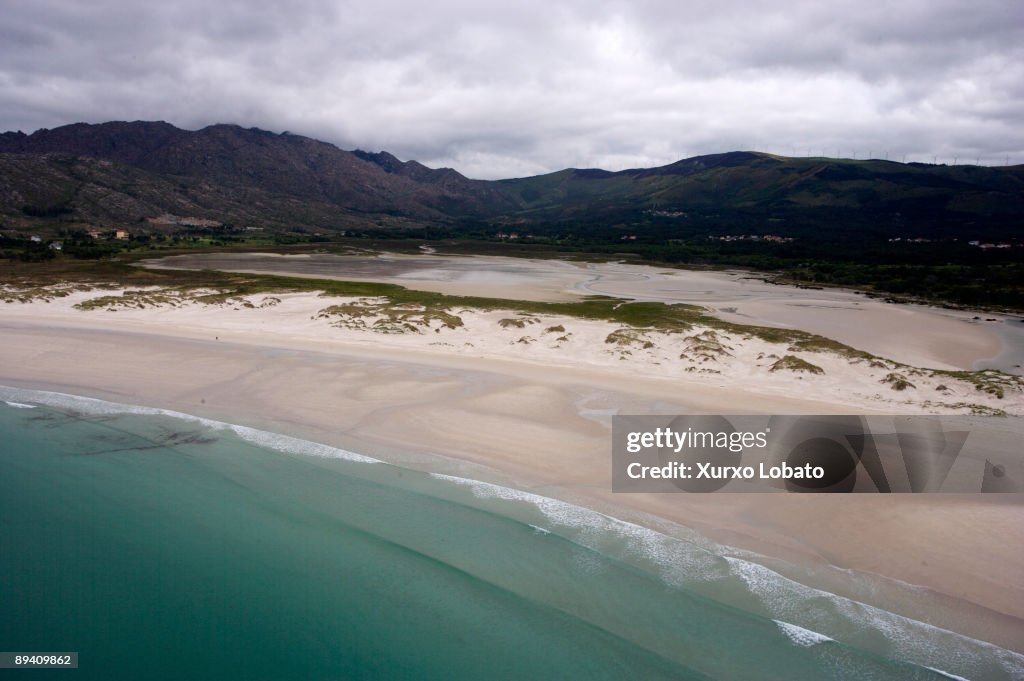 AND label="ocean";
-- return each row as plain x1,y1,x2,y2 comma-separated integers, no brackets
1,387,1020,680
